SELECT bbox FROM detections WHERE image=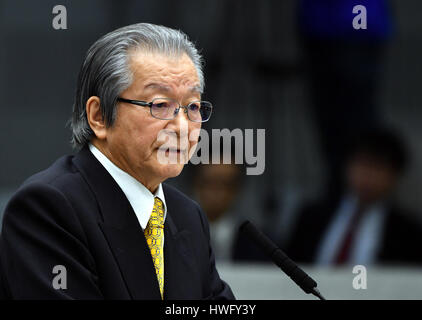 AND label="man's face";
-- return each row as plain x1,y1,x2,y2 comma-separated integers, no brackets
99,51,202,191
346,153,399,204
195,163,241,222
